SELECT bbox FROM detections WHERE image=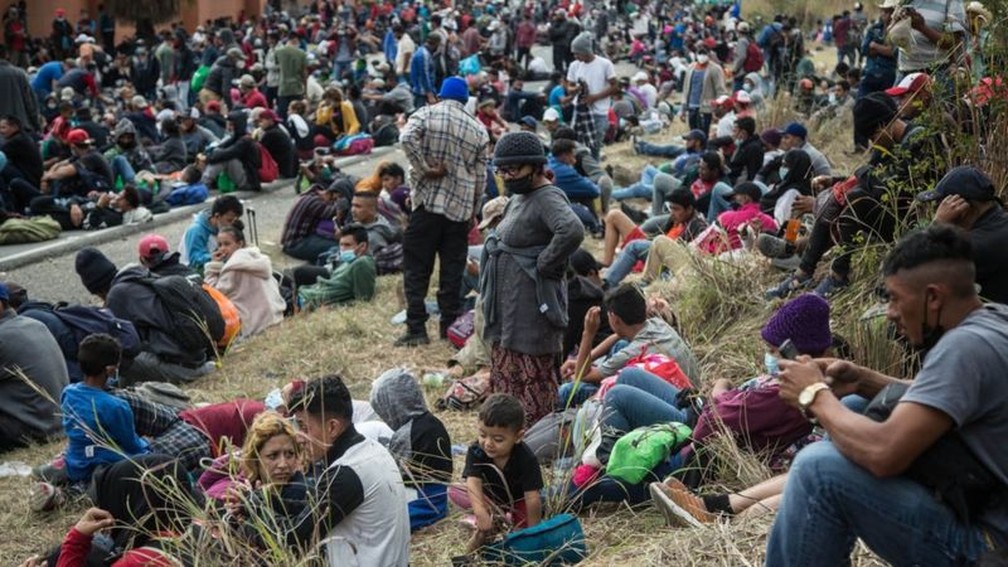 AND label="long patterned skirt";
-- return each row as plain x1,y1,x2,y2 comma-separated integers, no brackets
489,345,560,426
